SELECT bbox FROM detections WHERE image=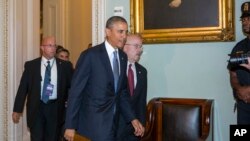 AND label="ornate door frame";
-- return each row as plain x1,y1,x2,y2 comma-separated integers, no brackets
92,0,106,45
